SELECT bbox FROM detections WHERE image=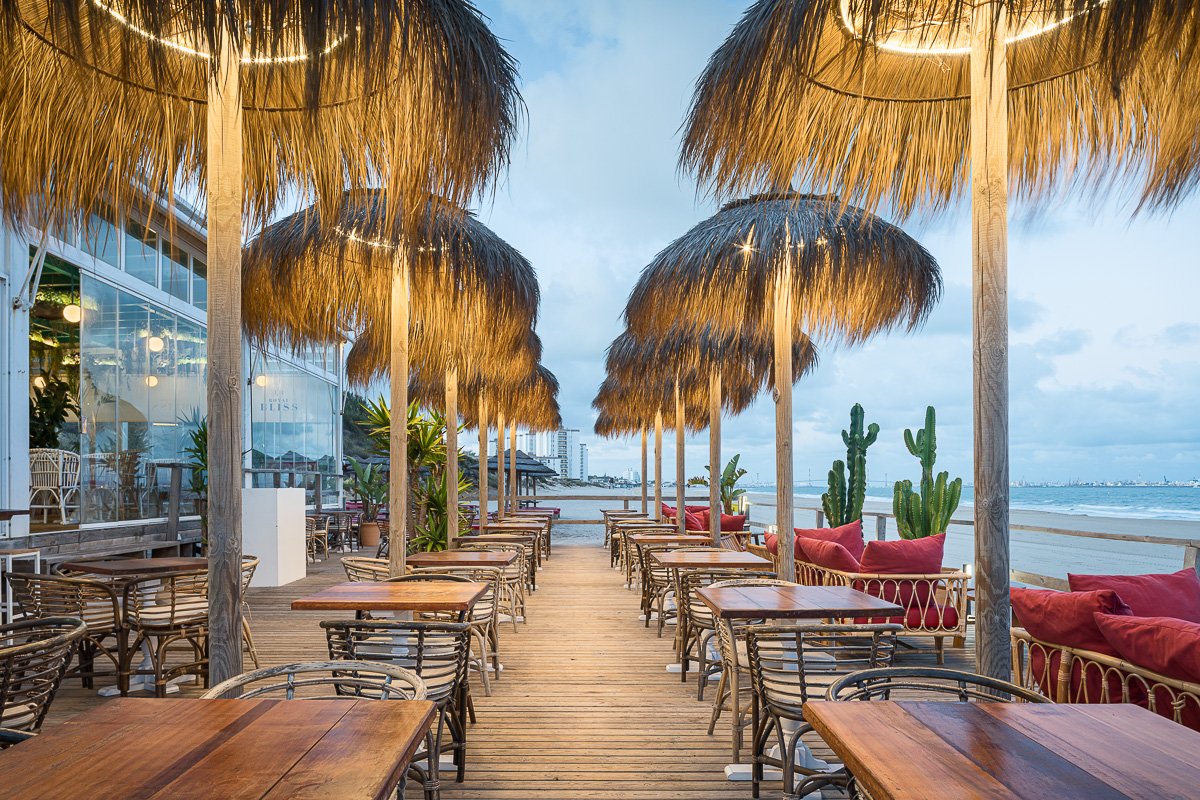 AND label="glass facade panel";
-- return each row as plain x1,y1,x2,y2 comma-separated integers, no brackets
163,241,190,303
123,220,158,285
191,258,207,311
82,210,120,268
